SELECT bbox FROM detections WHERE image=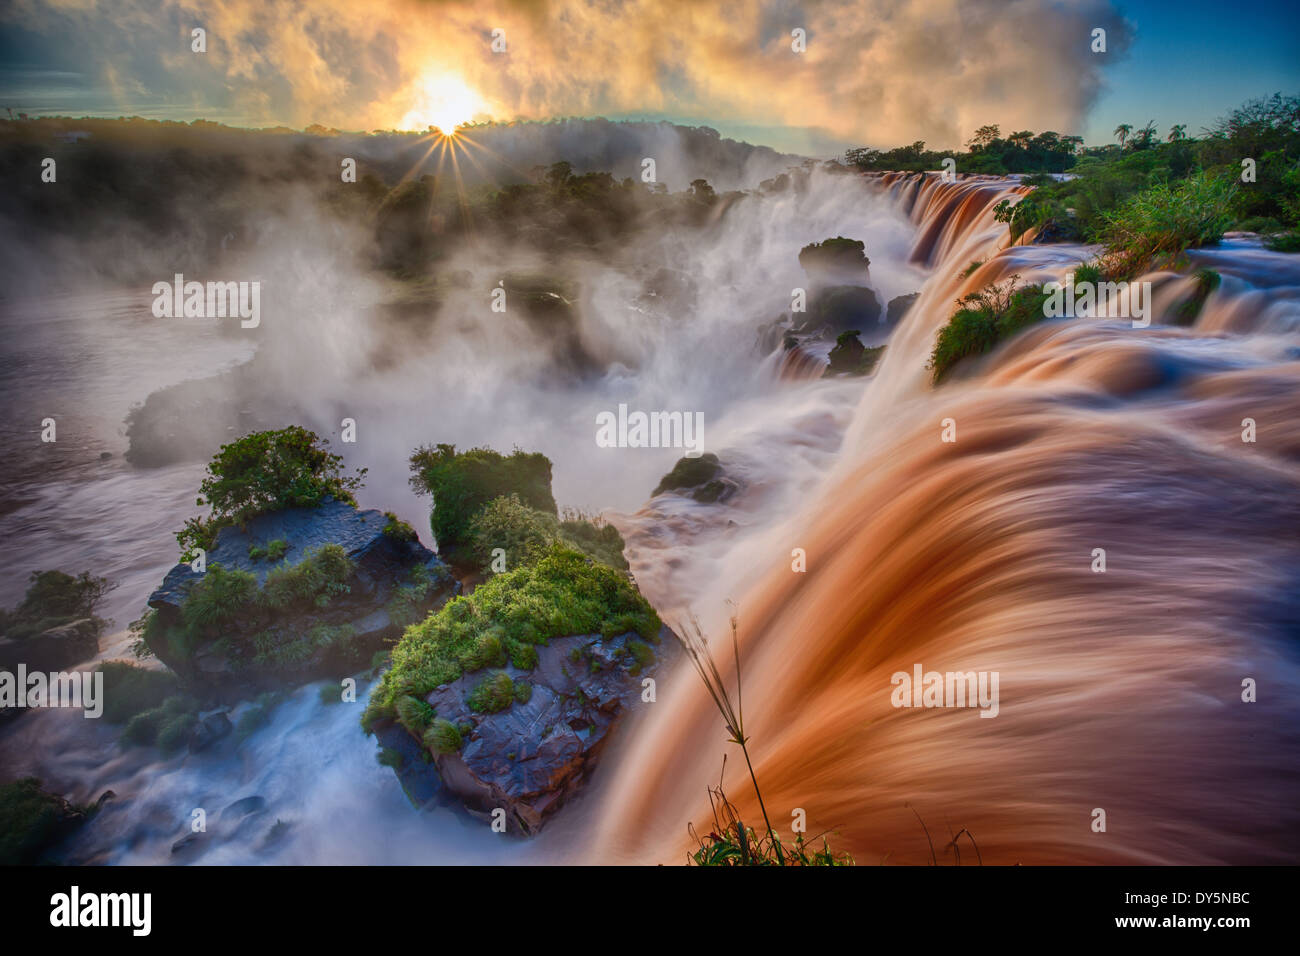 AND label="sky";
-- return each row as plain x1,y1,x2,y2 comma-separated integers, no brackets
0,0,1296,156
